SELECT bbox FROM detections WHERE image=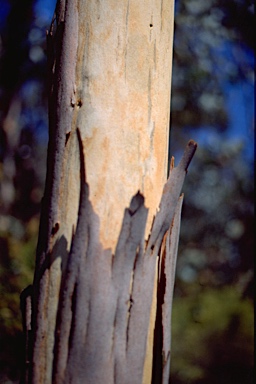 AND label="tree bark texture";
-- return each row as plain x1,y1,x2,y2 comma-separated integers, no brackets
20,1,197,383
